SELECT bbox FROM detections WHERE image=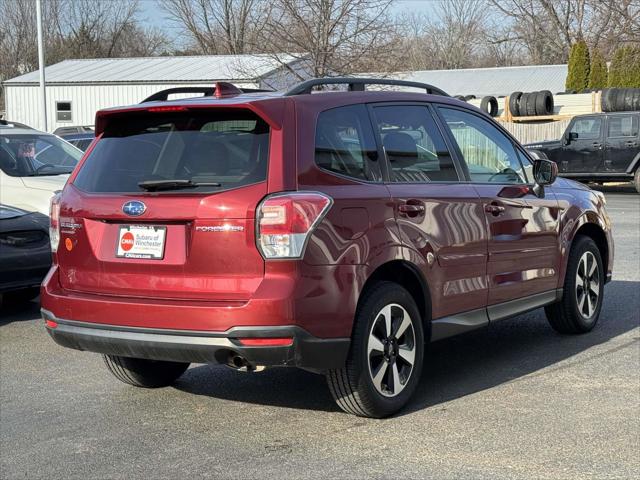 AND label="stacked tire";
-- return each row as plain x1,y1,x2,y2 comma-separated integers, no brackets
601,88,640,112
509,91,554,116
480,96,499,117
